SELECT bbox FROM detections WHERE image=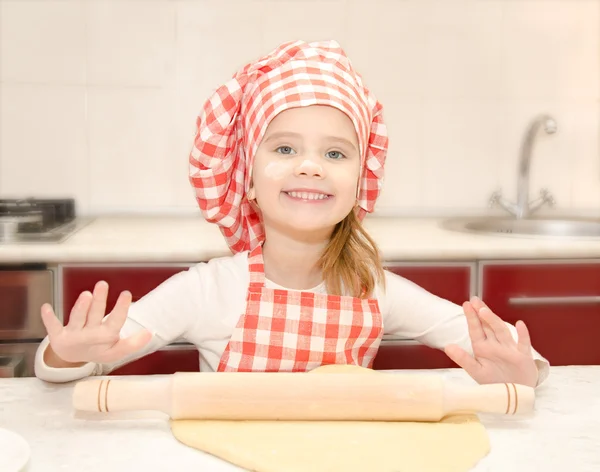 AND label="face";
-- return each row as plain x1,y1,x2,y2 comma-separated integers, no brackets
250,105,361,238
